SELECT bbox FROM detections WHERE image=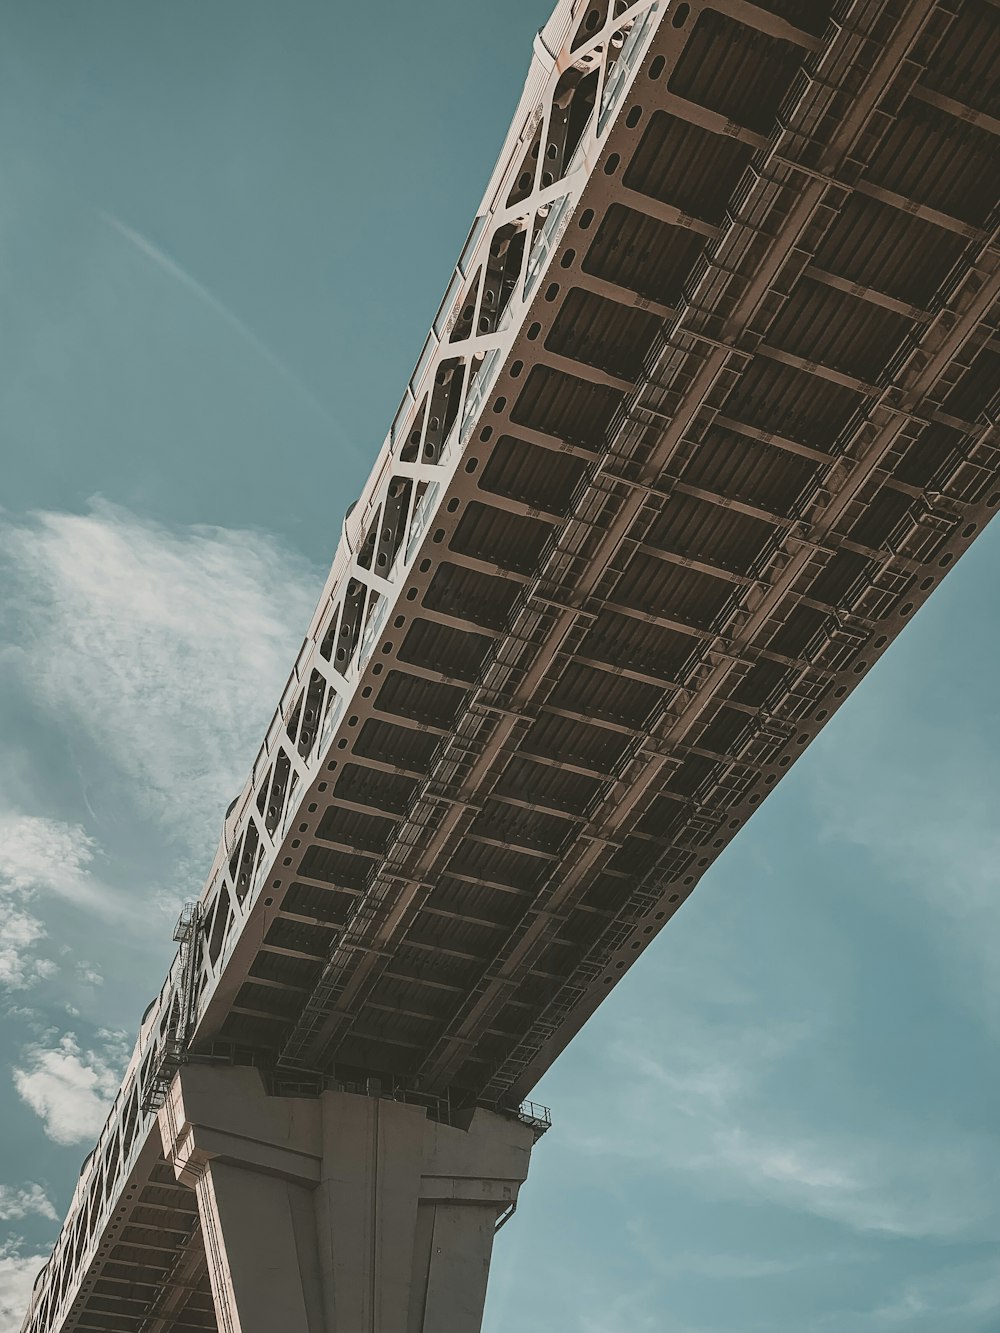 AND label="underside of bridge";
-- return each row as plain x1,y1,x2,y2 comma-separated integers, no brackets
203,0,1000,1112
23,0,1000,1330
